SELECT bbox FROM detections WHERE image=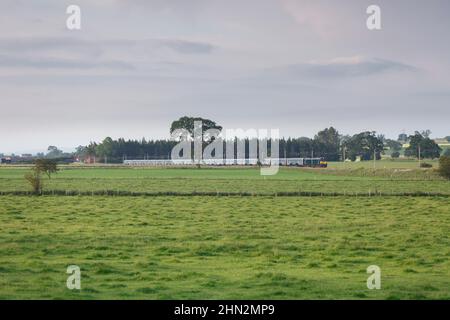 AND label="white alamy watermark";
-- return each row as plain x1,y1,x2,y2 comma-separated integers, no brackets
66,5,81,30
66,265,81,290
64,5,381,32
366,5,381,30
170,121,279,175
366,265,381,289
